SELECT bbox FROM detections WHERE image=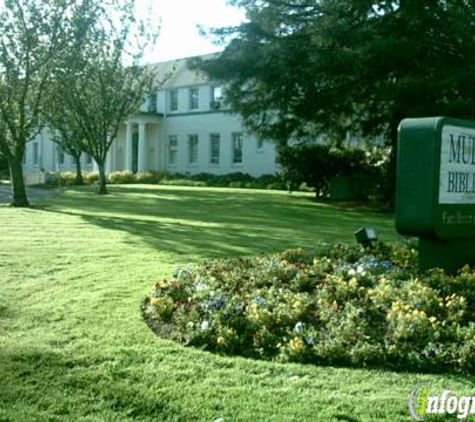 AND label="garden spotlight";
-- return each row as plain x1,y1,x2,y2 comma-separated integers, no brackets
354,226,378,248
